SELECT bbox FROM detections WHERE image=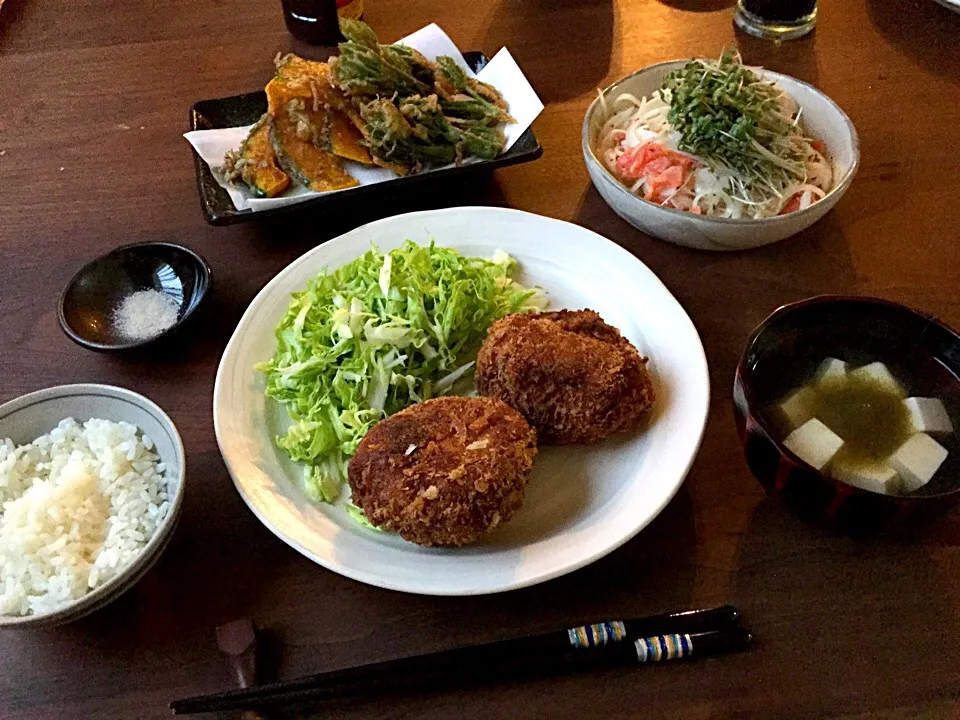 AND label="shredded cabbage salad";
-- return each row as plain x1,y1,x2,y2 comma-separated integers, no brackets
256,241,545,504
596,51,833,219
